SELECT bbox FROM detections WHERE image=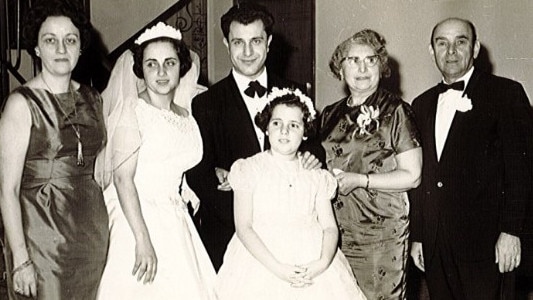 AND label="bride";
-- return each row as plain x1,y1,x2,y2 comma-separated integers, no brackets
95,22,216,299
